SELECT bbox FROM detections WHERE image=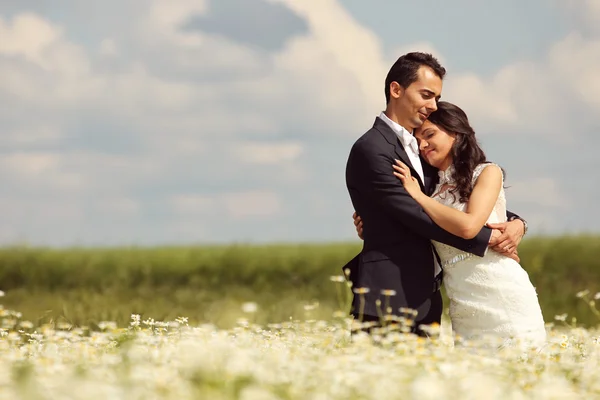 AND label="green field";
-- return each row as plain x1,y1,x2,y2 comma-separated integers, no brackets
1,236,600,398
1,235,599,329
